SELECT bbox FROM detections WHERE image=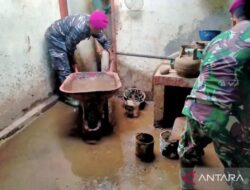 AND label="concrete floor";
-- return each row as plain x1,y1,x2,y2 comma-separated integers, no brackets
0,98,230,190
